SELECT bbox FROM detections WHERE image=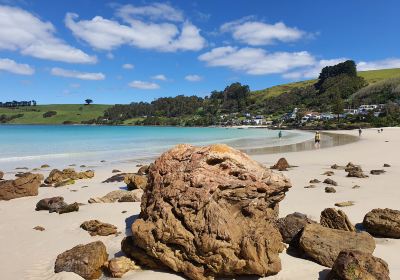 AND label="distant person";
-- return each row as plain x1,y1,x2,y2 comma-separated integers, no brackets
381,128,384,132
358,128,362,137
378,129,380,133
278,130,282,139
314,131,321,148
